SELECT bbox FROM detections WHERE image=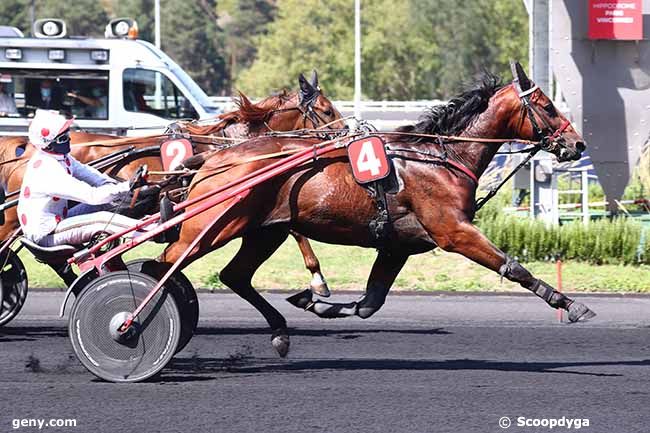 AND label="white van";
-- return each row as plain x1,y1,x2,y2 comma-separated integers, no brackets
0,18,221,136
